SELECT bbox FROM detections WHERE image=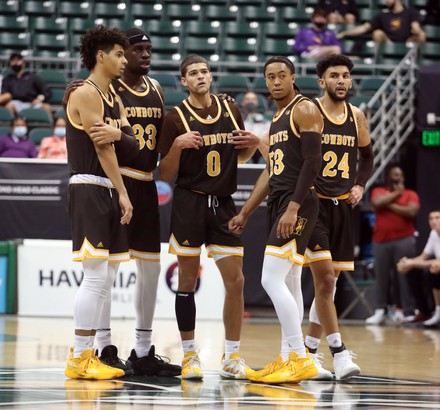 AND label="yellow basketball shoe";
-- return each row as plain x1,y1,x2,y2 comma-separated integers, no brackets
246,355,285,382
181,351,204,380
220,353,255,379
65,348,125,380
262,352,318,384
